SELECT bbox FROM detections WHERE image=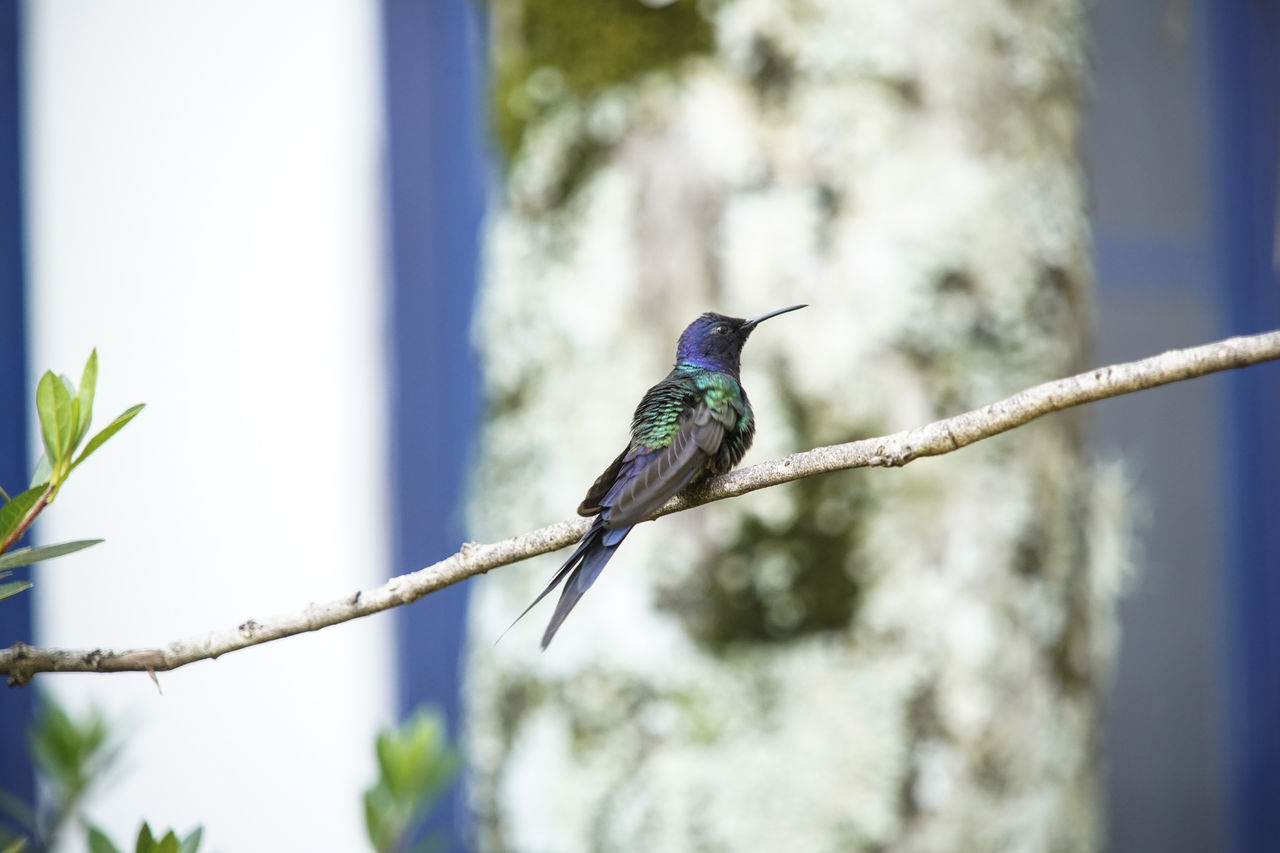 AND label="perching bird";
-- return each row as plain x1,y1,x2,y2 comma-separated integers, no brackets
514,304,806,649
